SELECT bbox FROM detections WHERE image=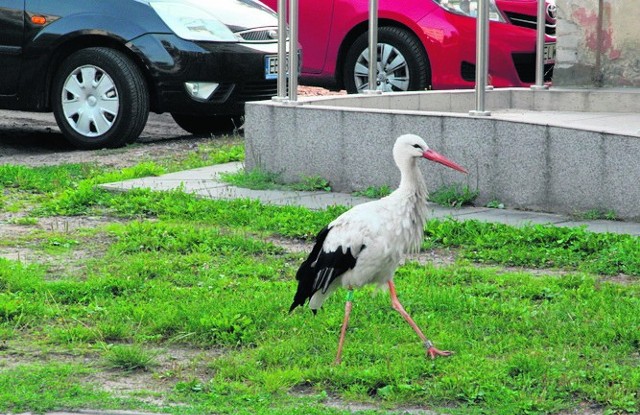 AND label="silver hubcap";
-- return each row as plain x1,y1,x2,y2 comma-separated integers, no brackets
354,43,410,92
61,65,119,137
